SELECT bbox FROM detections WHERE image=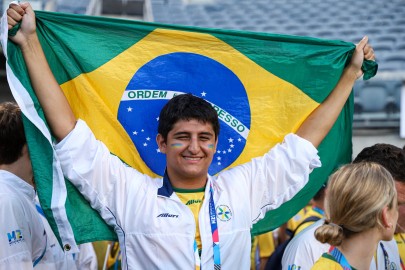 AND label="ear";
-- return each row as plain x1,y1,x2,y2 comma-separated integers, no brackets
156,134,167,154
381,206,392,229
